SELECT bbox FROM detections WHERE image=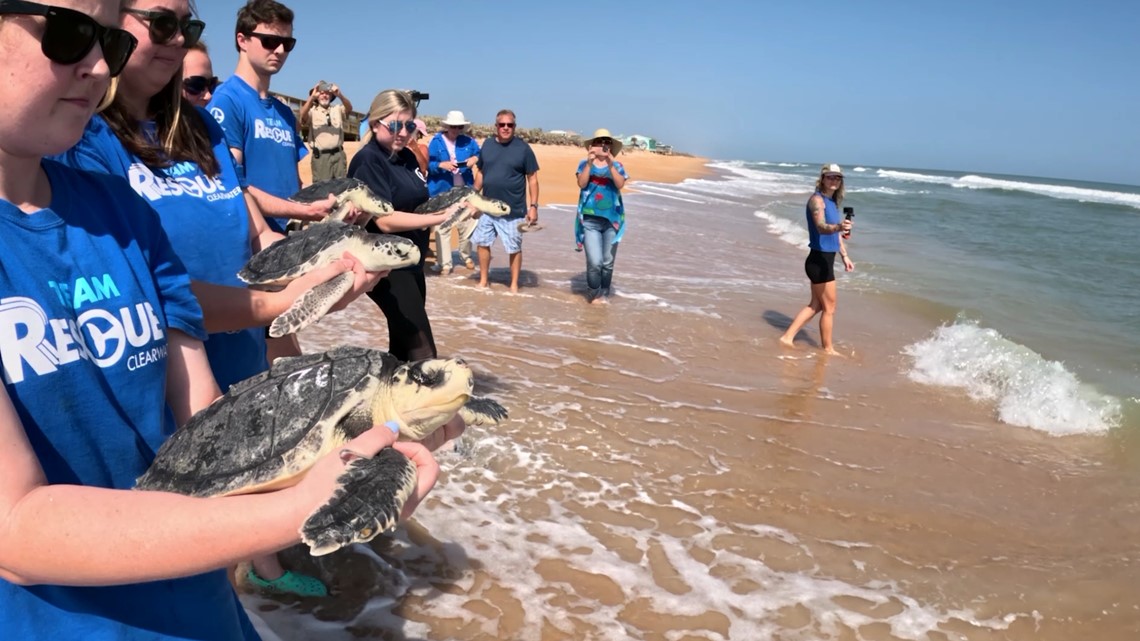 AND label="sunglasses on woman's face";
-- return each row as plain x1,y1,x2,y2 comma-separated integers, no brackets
823,174,843,181
378,119,418,135
183,75,218,96
121,7,204,48
0,0,138,77
244,31,297,53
